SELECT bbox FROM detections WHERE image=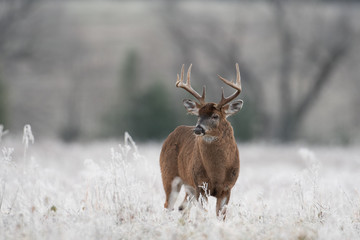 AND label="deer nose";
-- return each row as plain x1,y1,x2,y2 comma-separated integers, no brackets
194,125,205,135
